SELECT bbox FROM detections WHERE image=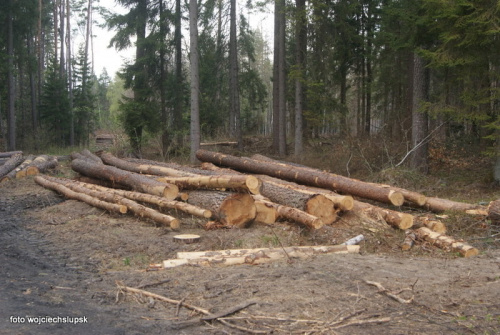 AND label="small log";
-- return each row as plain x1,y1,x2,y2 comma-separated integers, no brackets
196,150,404,206
353,200,413,230
157,174,261,195
81,149,103,164
253,199,279,224
253,195,324,229
70,152,88,161
487,199,500,226
422,197,486,213
164,245,360,268
187,190,256,228
401,231,415,251
0,153,24,178
34,176,128,214
44,176,179,229
25,156,58,176
414,227,479,257
71,158,179,200
413,217,447,233
0,155,34,182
